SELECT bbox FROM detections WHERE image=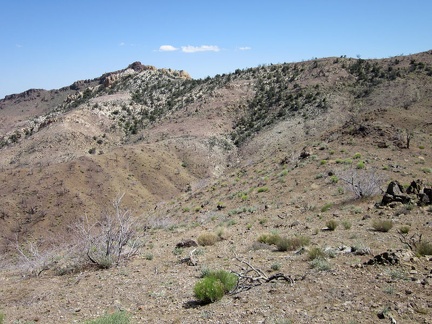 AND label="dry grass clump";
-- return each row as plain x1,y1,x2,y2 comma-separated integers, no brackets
372,219,393,232
257,233,309,252
257,233,281,245
326,220,338,231
416,241,432,256
307,247,326,261
197,232,218,246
